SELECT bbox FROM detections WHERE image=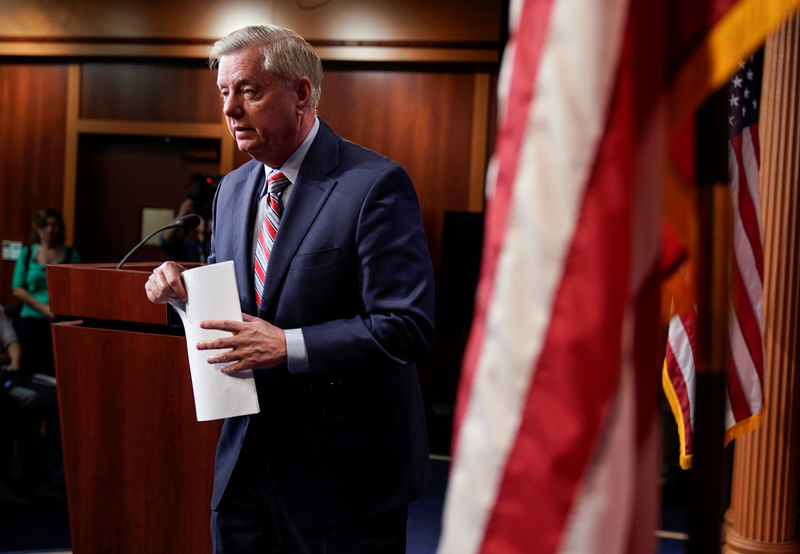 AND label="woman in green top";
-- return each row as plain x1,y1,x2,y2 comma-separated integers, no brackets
12,207,80,375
